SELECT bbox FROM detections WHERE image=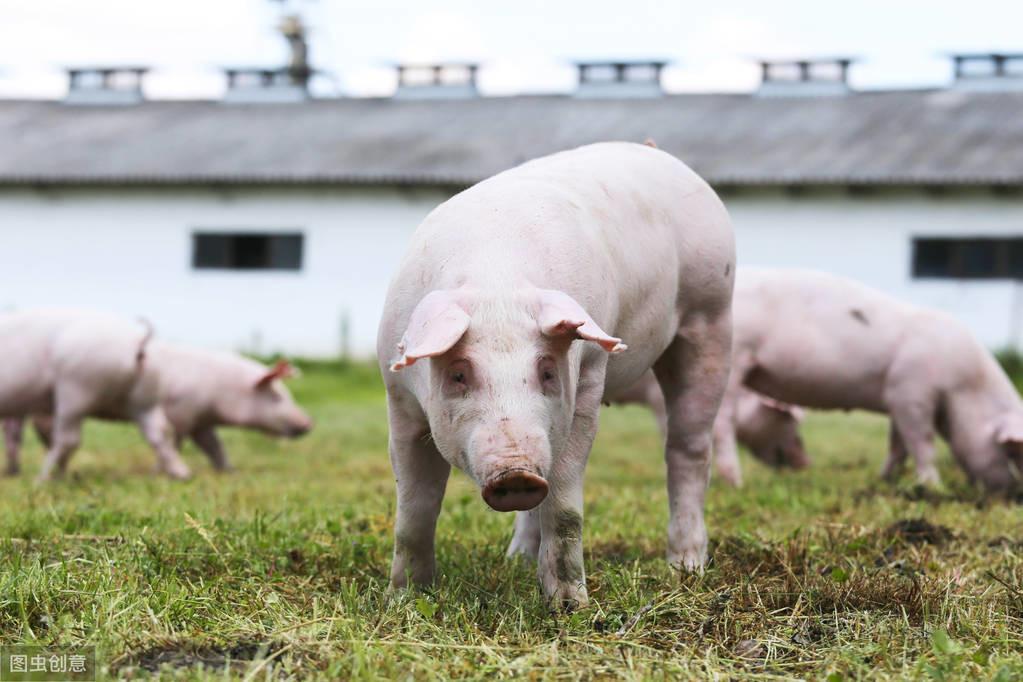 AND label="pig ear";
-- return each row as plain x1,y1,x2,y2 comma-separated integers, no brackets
758,396,805,421
536,289,627,353
256,359,297,389
390,291,471,371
